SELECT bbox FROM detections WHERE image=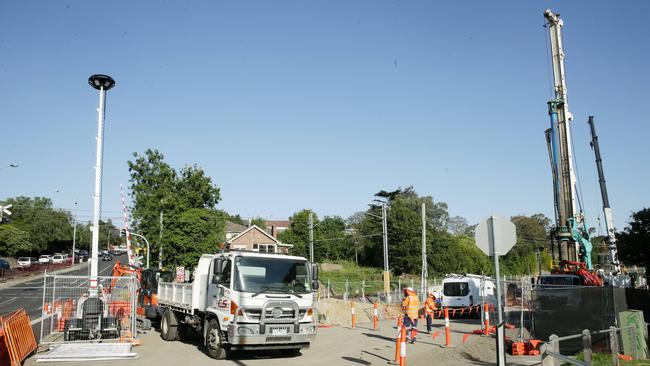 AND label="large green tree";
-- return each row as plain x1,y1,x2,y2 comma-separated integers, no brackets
128,149,225,269
617,208,650,275
501,214,552,274
1,196,73,254
0,224,33,256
